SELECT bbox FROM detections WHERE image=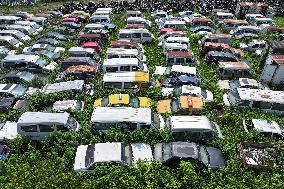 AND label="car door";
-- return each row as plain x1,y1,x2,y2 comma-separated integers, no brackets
38,124,55,140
